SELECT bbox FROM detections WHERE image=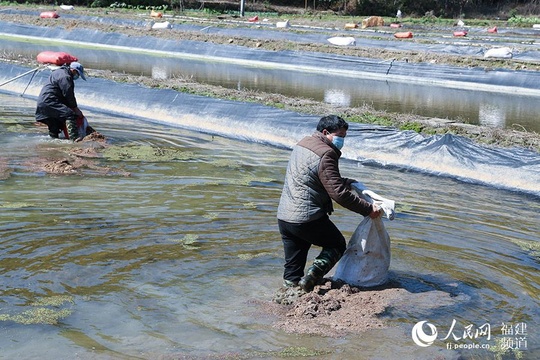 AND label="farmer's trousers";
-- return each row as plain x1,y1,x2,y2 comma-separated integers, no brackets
37,114,77,139
278,215,346,283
